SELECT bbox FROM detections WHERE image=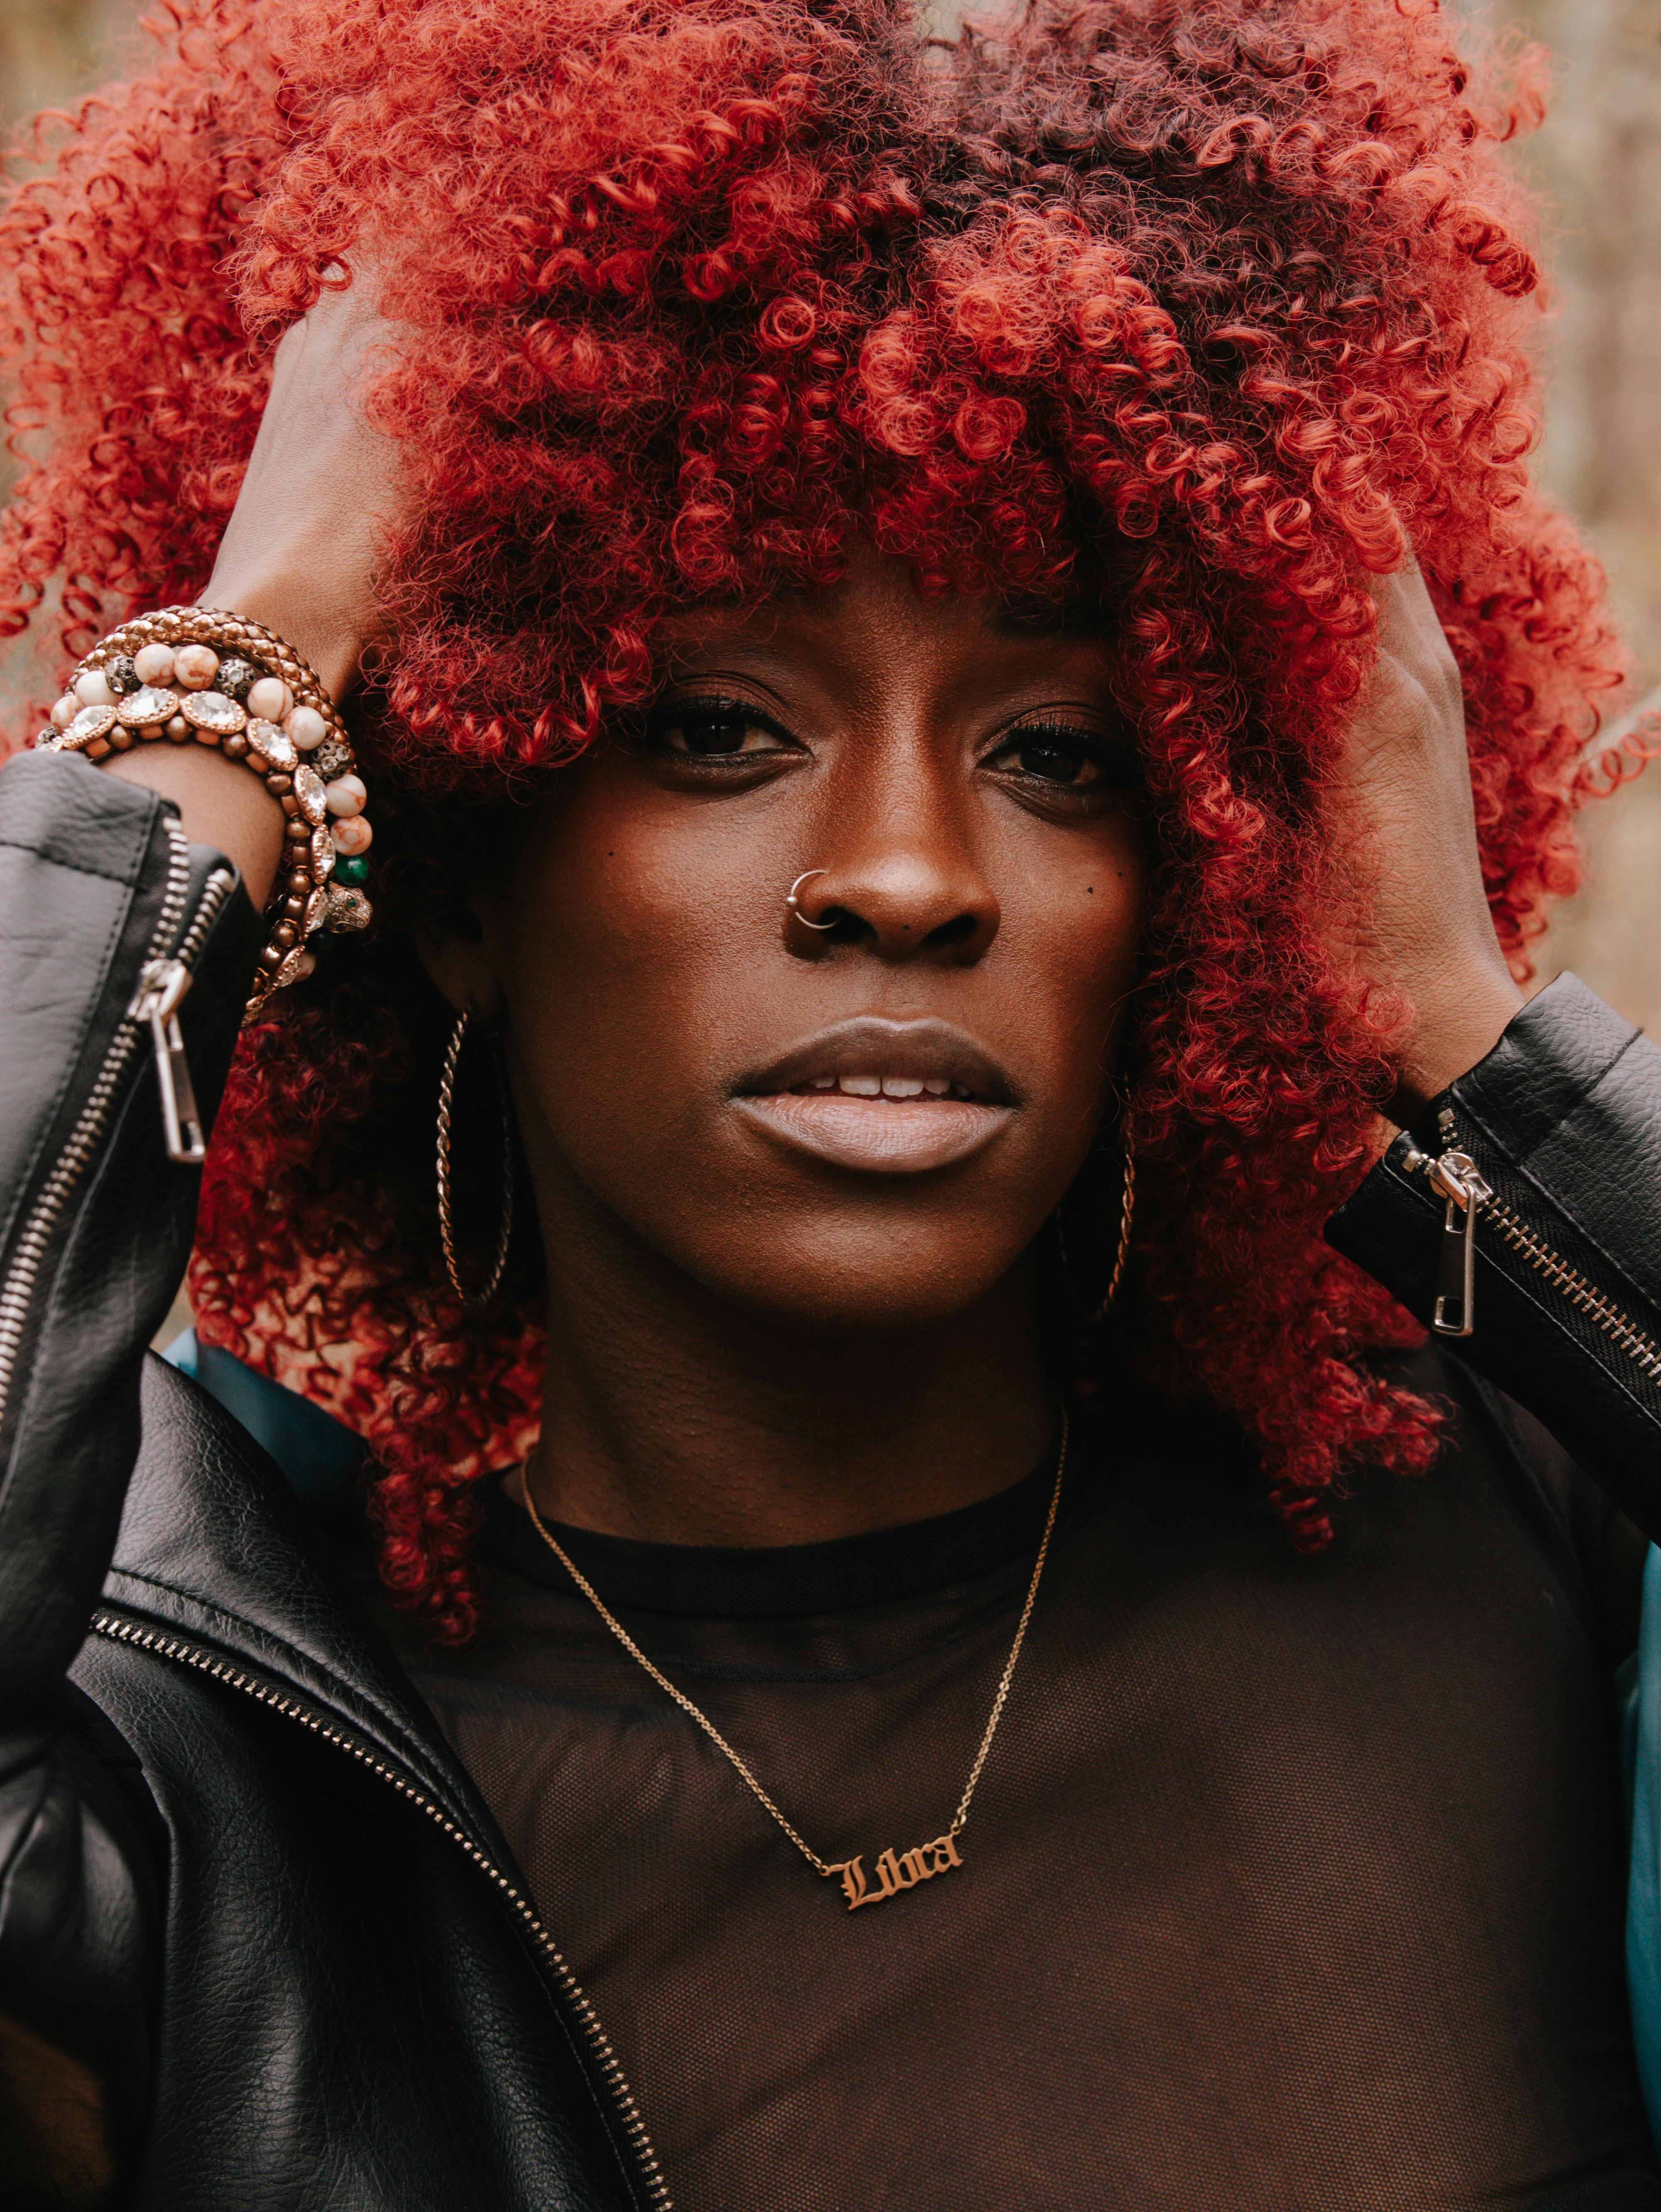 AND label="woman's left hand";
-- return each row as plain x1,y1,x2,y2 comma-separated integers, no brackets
1332,559,1524,1125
